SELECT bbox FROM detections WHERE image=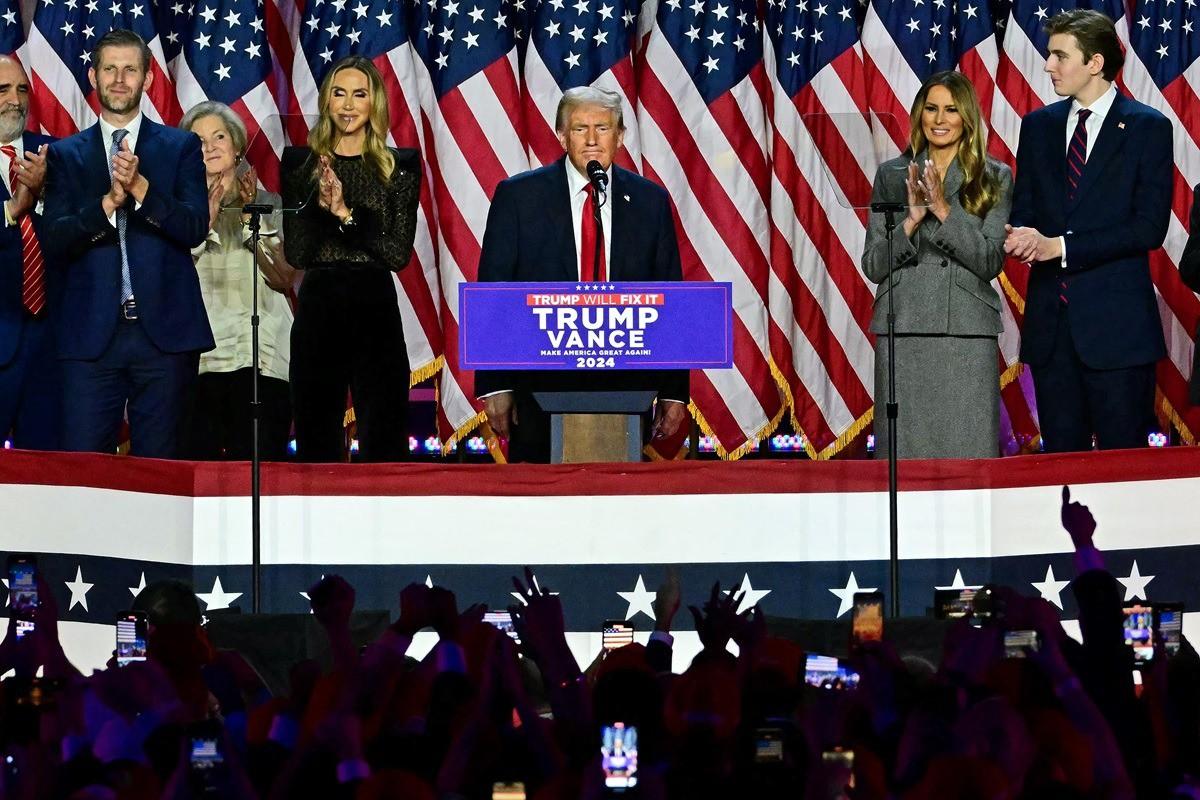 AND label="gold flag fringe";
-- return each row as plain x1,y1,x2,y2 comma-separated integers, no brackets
1157,387,1196,446
343,356,447,428
998,272,1025,315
